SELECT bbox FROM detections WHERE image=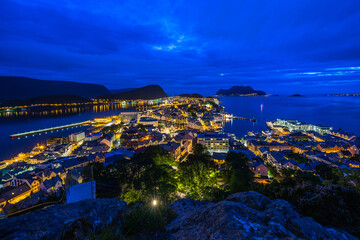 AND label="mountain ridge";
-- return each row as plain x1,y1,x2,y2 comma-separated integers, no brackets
97,85,167,100
216,86,266,96
0,76,110,102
